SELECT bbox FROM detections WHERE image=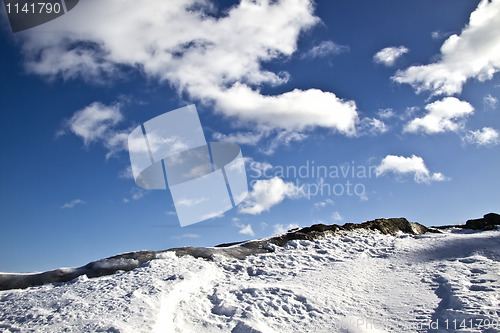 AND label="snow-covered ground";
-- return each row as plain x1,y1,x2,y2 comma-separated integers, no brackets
1,228,499,332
